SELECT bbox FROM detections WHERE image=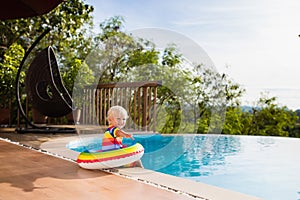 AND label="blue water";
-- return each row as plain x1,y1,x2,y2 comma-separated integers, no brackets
69,134,300,200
